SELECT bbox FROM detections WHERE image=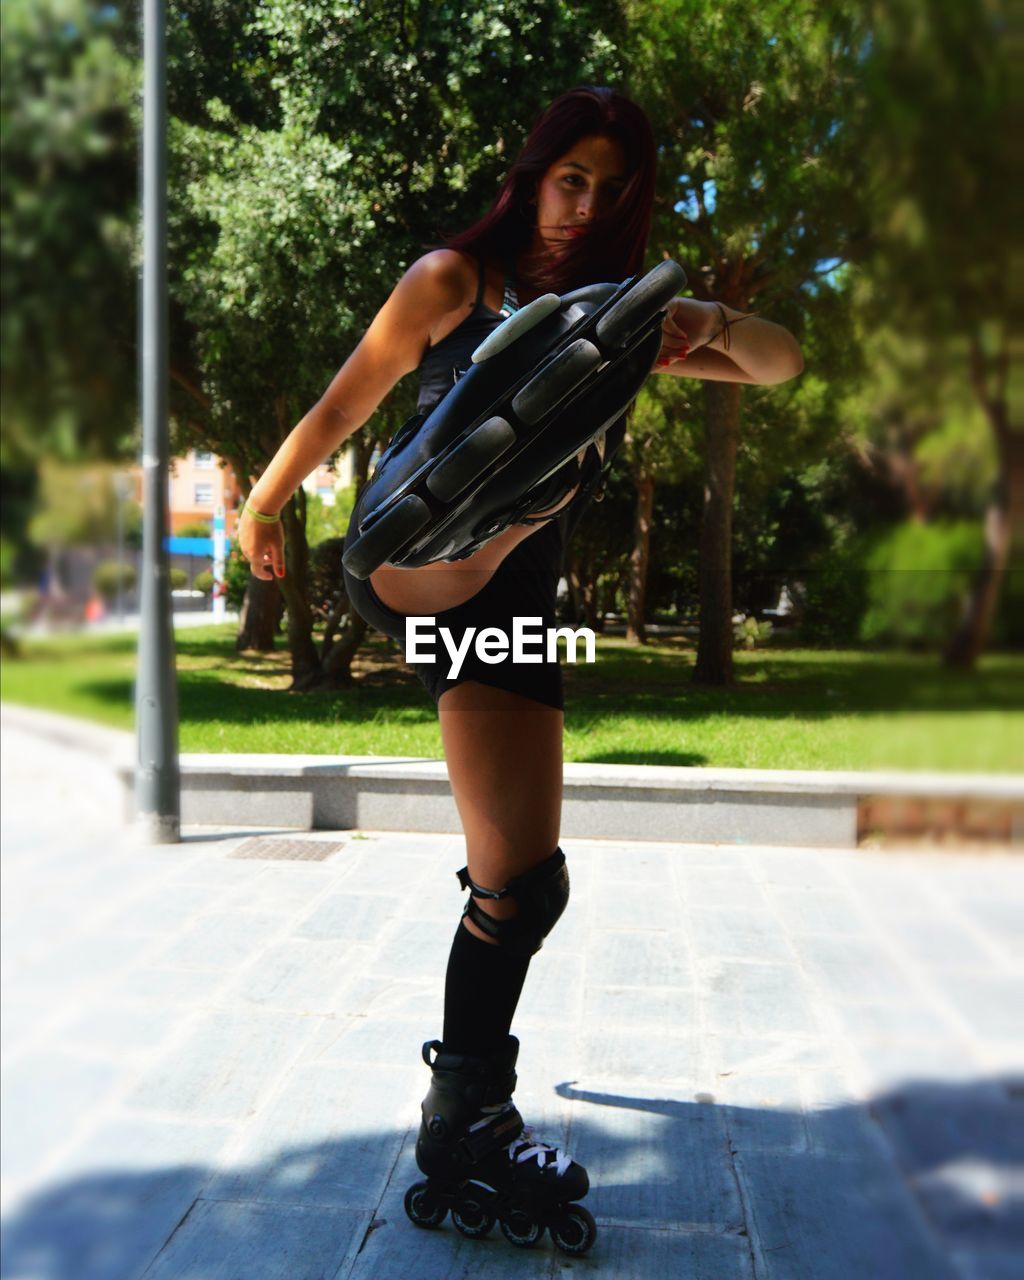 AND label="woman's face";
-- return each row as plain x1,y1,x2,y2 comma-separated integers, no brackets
529,134,629,252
